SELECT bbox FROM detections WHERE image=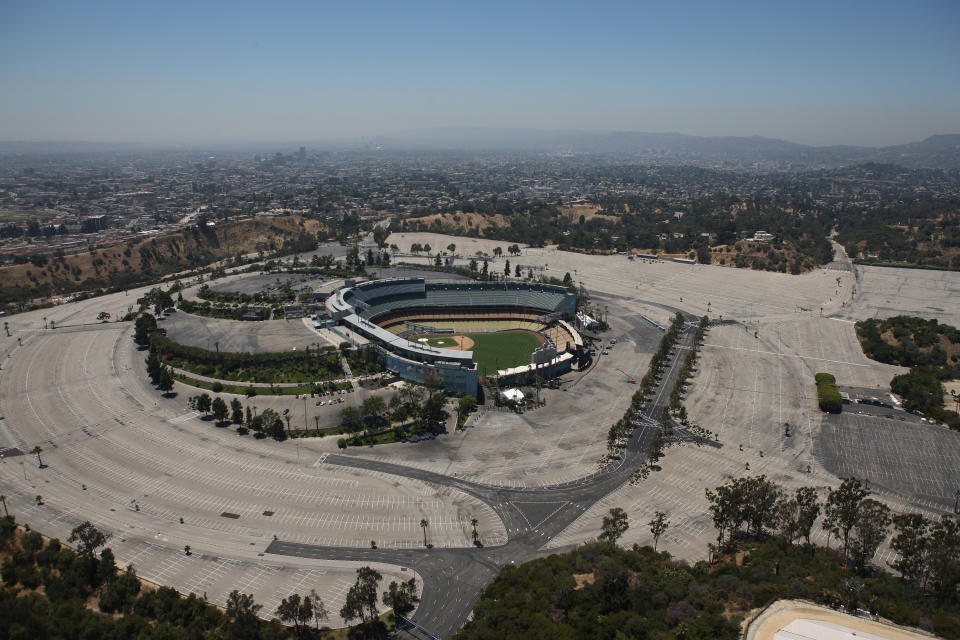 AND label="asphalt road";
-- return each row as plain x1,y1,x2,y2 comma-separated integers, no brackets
265,316,699,638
